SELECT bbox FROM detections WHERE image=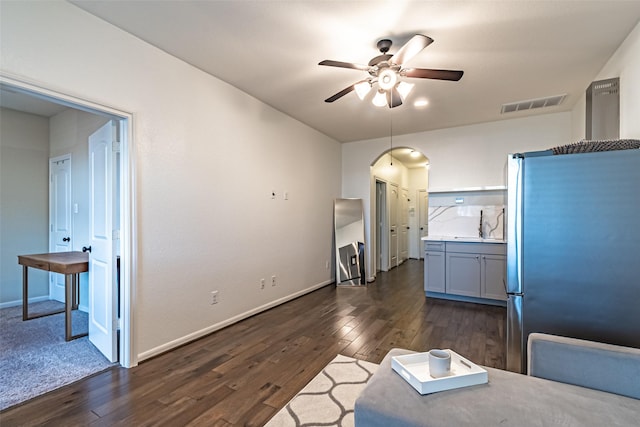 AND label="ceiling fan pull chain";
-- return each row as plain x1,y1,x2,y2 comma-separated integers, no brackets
390,96,393,166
